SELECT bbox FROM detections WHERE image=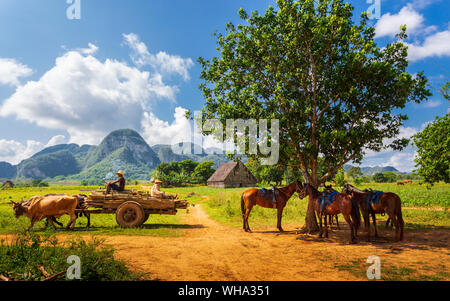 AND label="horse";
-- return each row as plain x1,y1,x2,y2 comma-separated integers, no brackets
241,181,303,232
324,185,340,230
342,184,404,241
298,184,360,243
